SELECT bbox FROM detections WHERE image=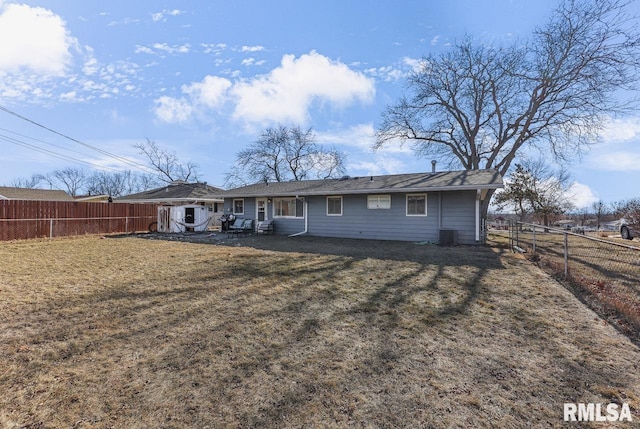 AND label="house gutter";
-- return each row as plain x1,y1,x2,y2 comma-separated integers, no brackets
288,200,309,237
222,184,502,199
